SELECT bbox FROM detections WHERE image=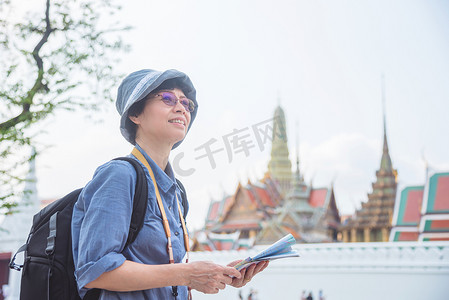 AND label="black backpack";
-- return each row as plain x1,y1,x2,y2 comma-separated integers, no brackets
9,157,189,300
